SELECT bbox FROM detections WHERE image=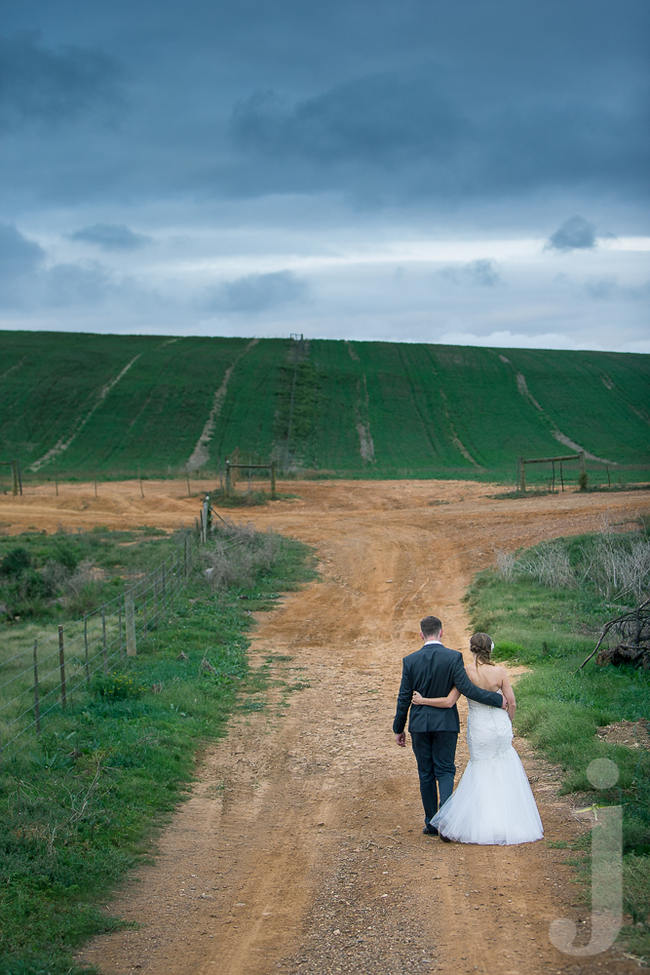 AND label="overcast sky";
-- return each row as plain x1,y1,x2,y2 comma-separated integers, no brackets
1,0,648,351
